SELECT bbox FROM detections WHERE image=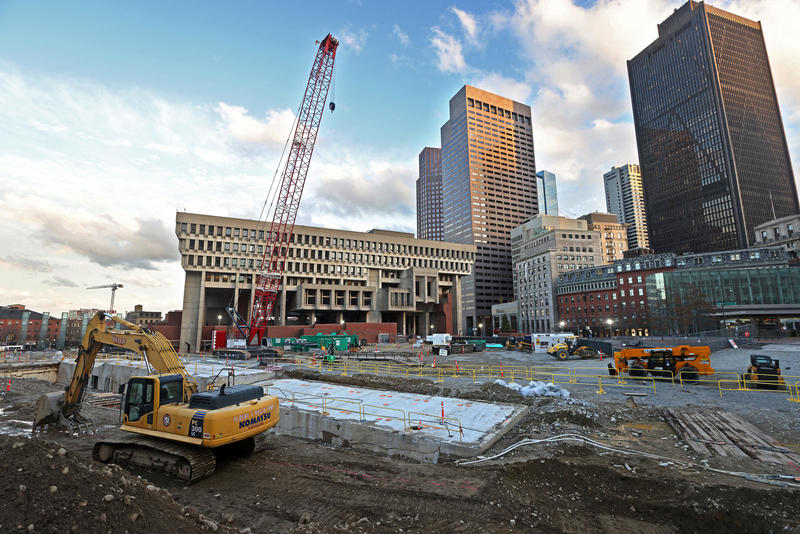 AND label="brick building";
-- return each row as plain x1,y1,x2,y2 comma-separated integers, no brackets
0,306,62,348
